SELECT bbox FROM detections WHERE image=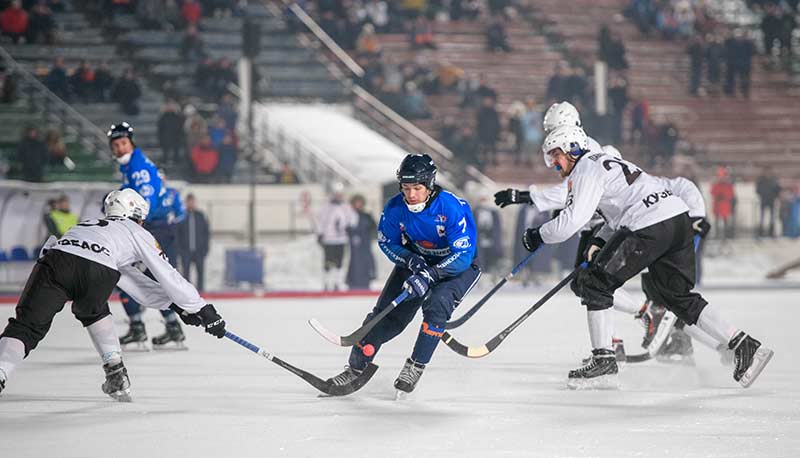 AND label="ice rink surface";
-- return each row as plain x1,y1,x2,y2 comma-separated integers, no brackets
0,287,797,458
